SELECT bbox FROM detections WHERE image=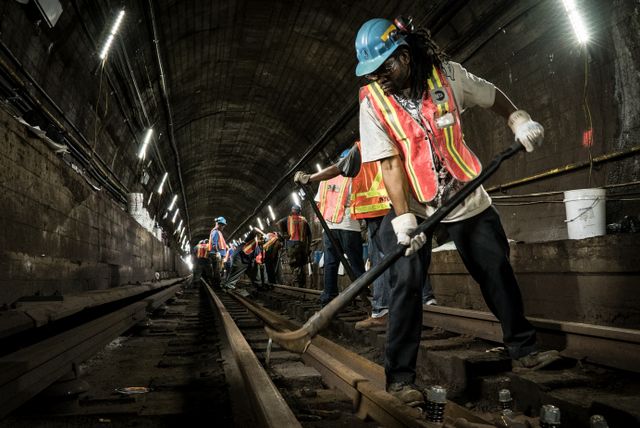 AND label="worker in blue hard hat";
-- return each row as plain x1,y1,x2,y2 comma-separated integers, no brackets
277,205,311,287
355,16,557,405
208,216,229,288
